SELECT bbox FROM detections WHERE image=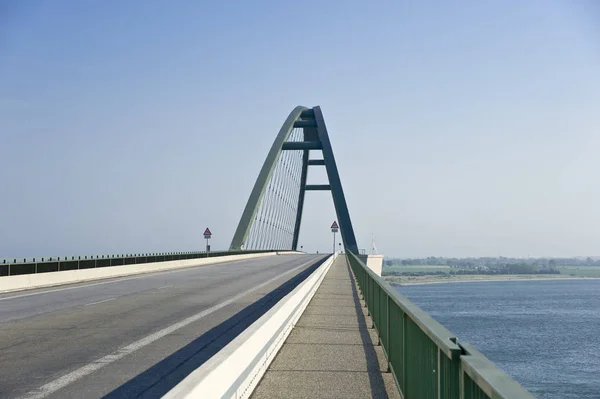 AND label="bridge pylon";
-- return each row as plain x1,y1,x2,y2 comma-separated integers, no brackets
230,106,358,254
